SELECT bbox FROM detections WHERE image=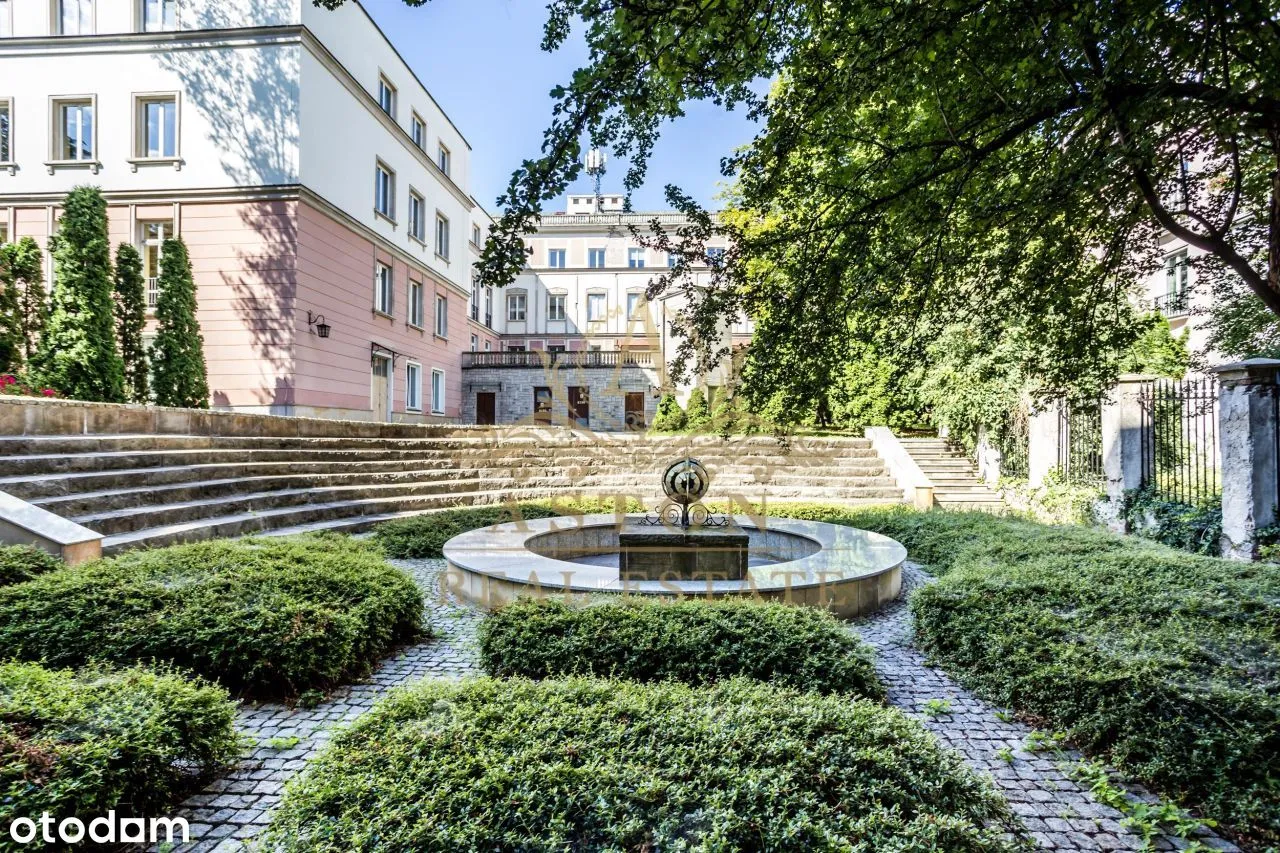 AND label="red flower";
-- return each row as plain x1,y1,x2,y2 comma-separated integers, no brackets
42,389,57,397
